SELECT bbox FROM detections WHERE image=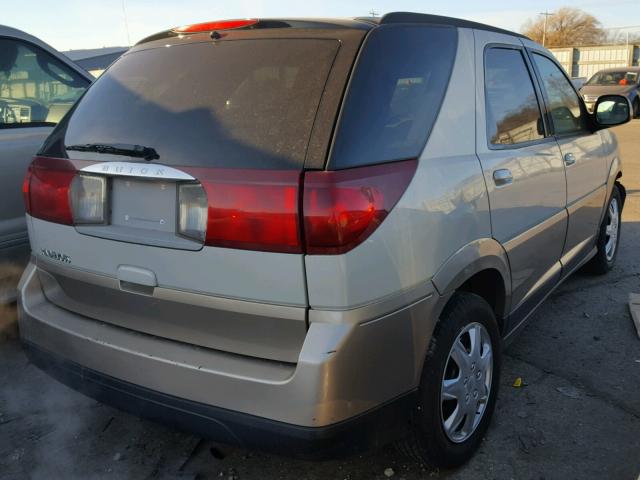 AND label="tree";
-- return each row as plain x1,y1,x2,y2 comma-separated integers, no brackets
521,7,605,47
